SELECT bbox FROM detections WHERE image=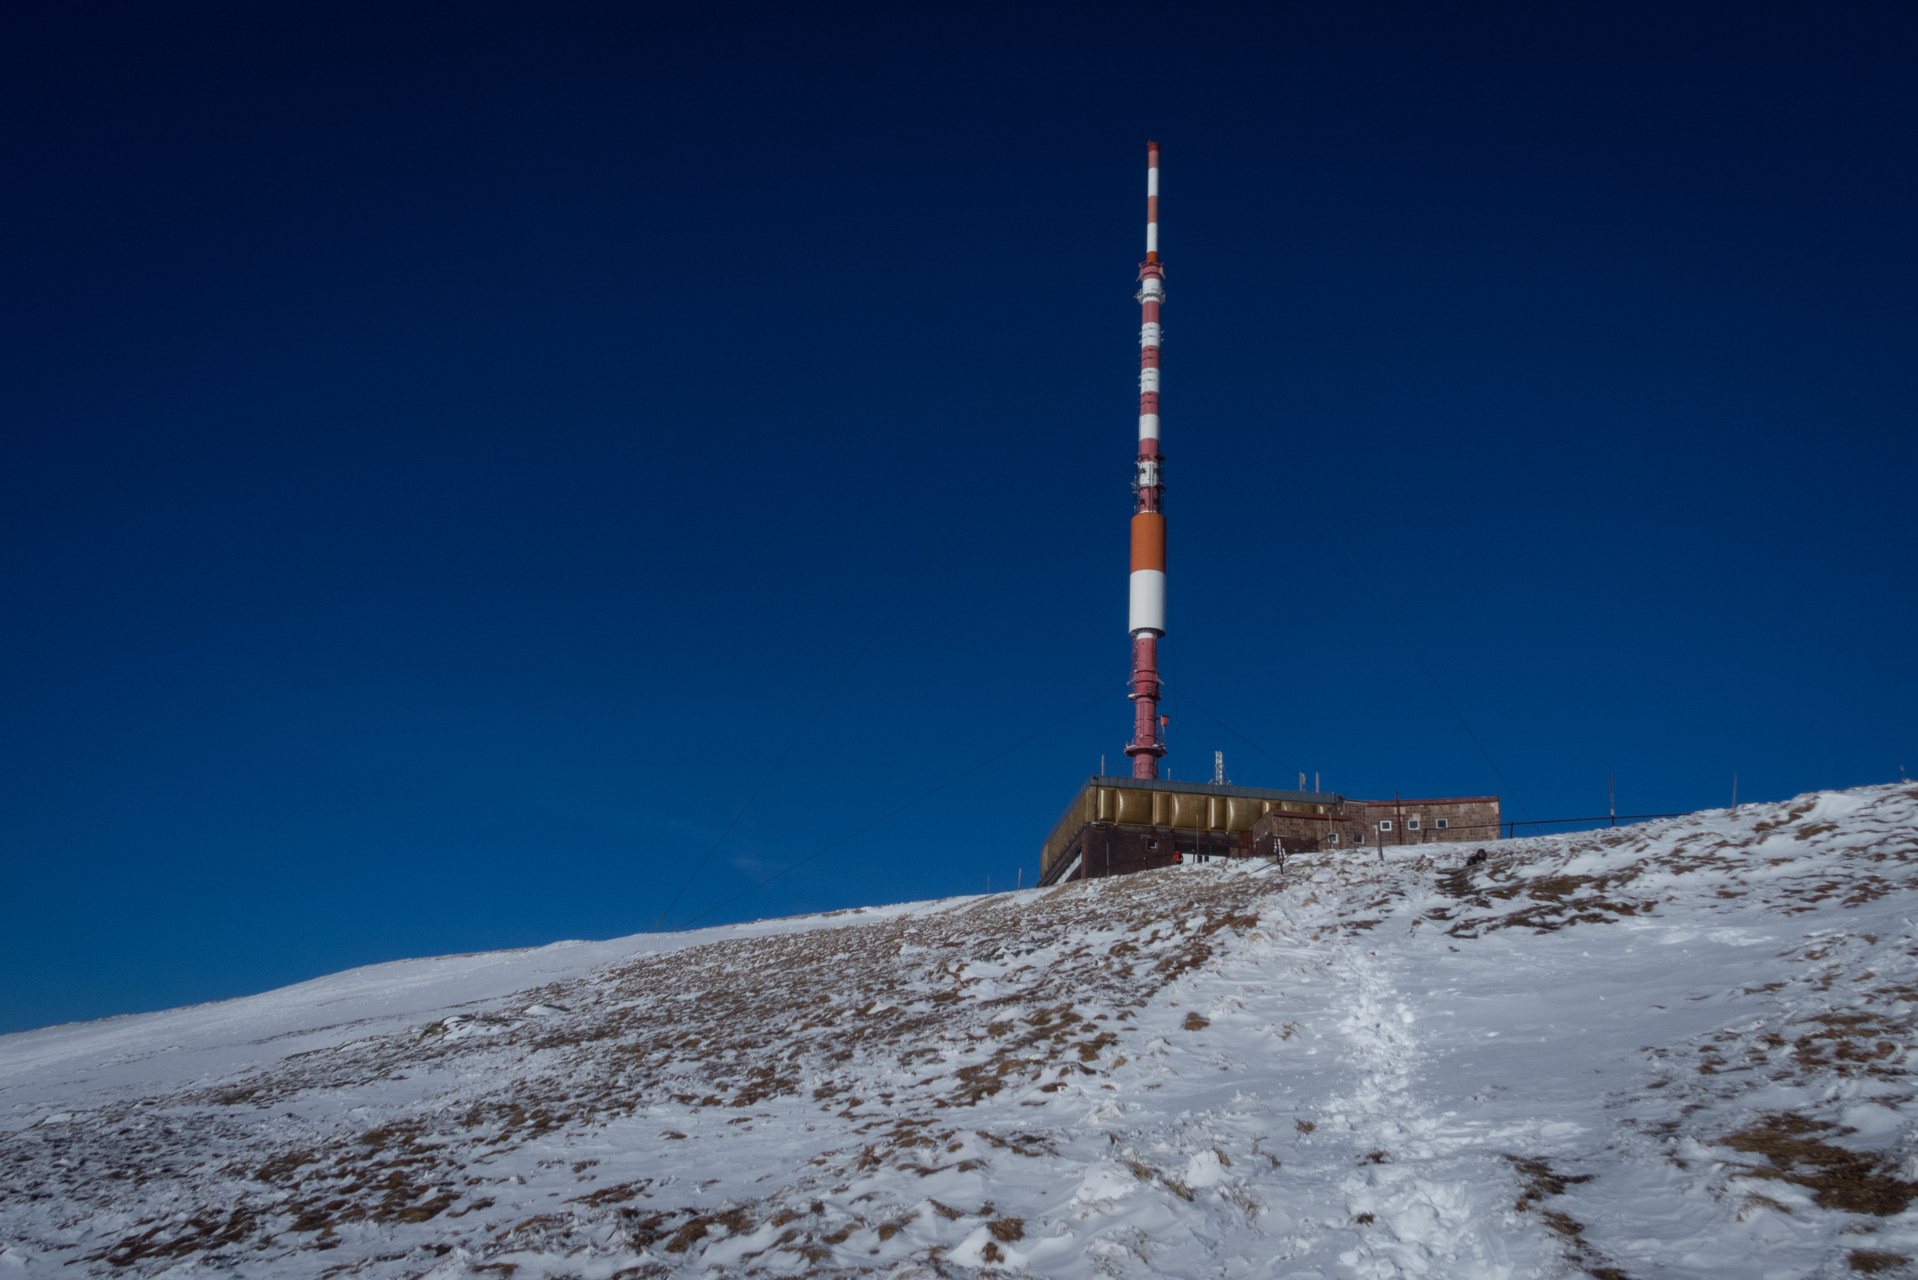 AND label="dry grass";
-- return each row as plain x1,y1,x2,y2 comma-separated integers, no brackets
26,869,1274,1272
1721,1114,1918,1216
1502,1155,1633,1278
